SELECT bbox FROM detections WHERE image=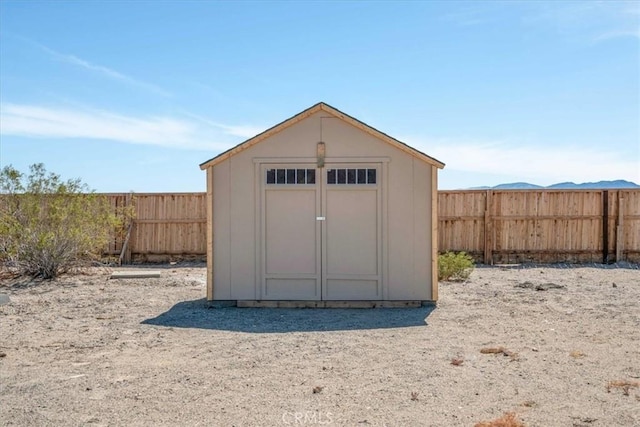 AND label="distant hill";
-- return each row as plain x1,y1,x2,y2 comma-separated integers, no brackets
493,182,543,190
546,180,639,189
469,180,639,190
